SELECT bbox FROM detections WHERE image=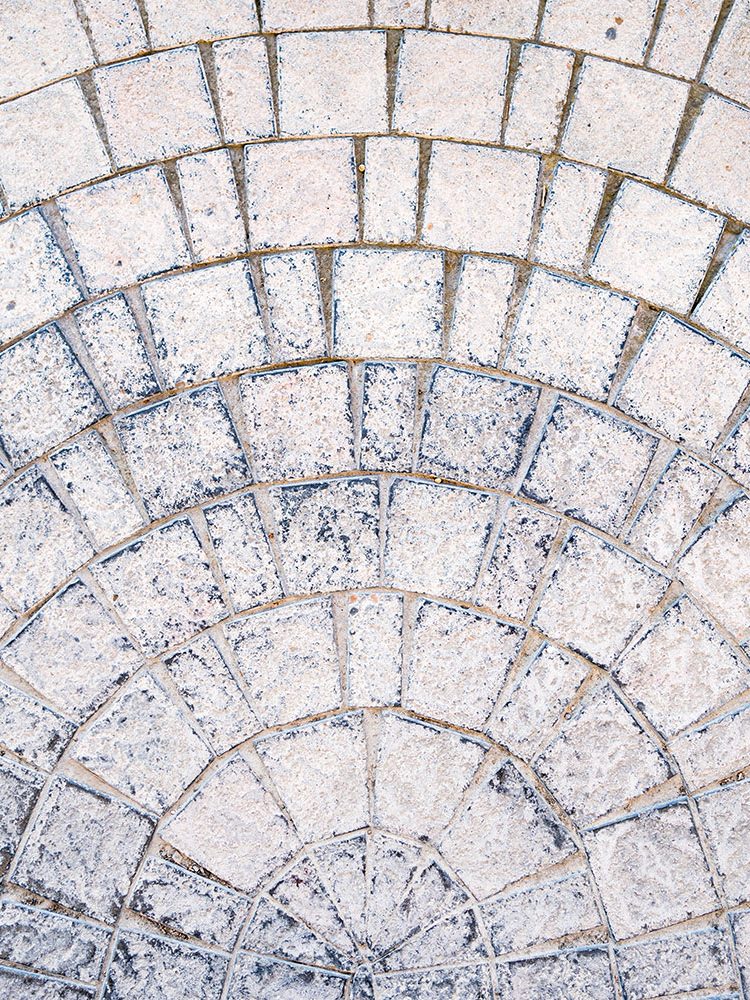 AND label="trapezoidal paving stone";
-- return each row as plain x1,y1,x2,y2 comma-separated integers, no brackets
3,4,750,996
